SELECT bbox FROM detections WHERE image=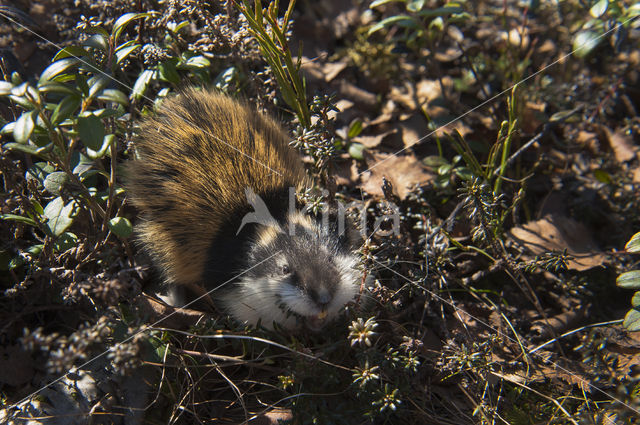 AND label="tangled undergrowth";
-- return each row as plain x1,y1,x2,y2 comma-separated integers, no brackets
1,0,640,423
